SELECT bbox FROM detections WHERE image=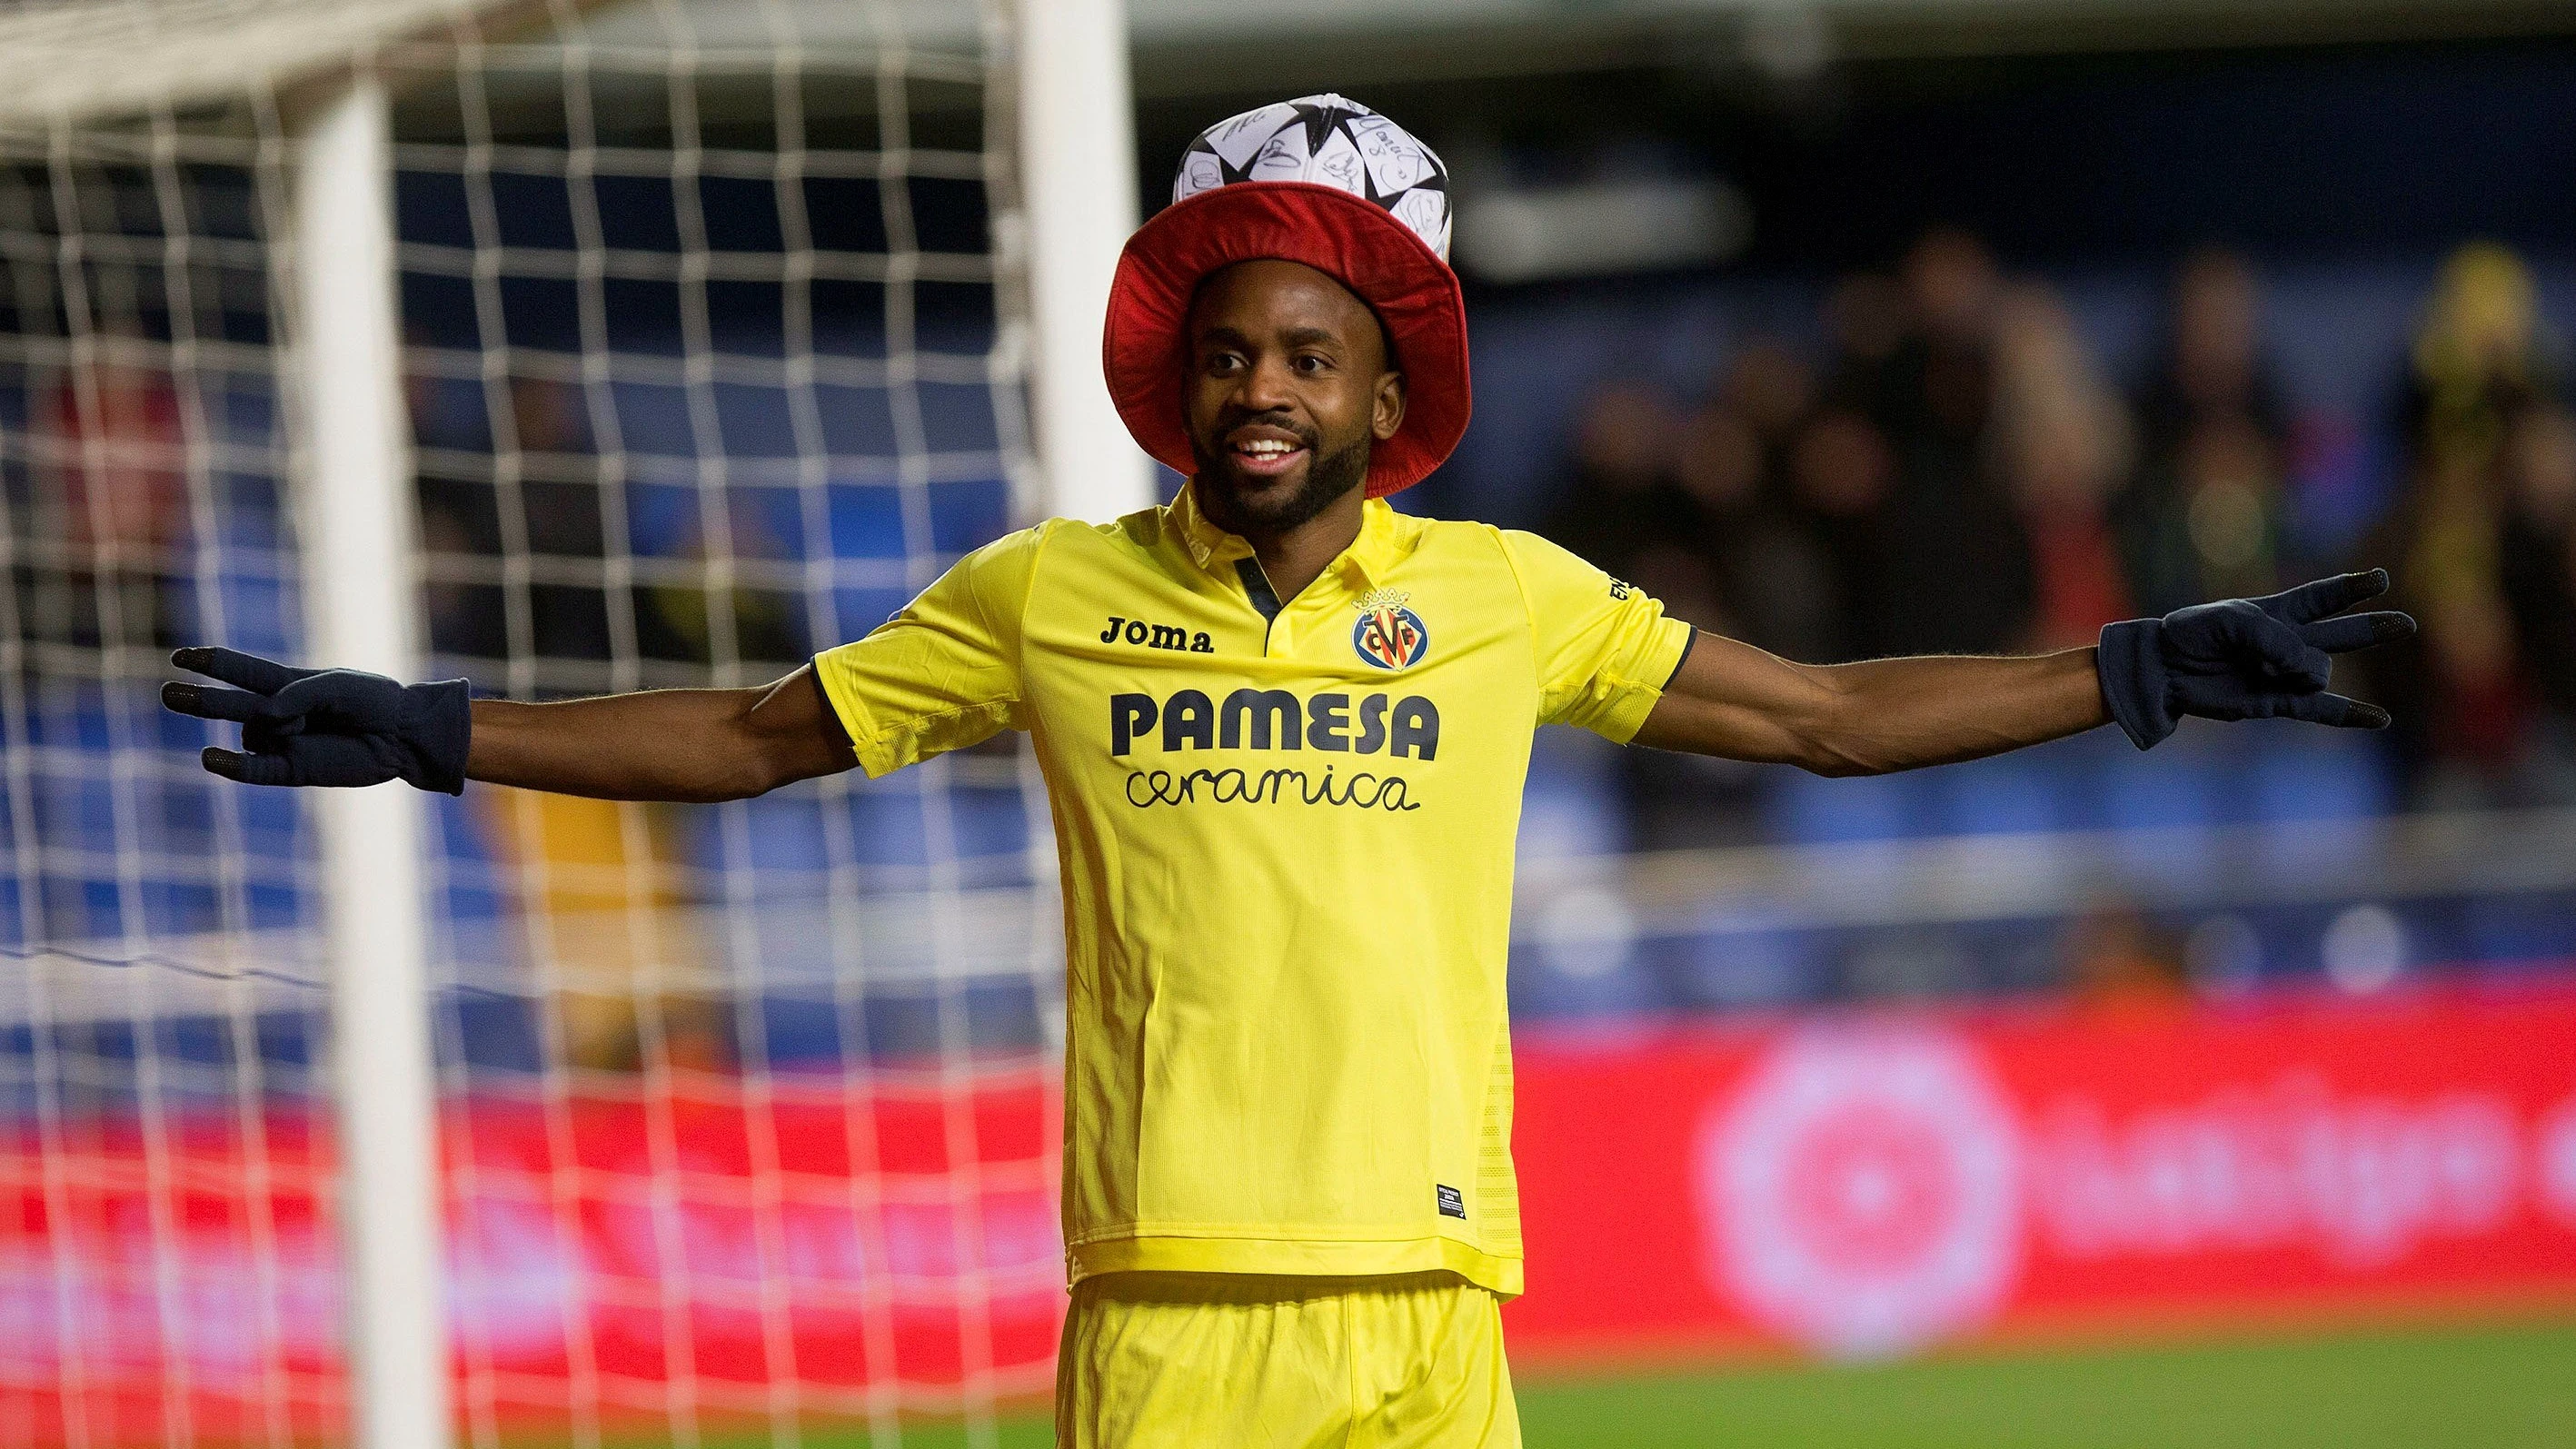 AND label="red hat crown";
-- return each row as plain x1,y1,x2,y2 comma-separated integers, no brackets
1174,95,1453,260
